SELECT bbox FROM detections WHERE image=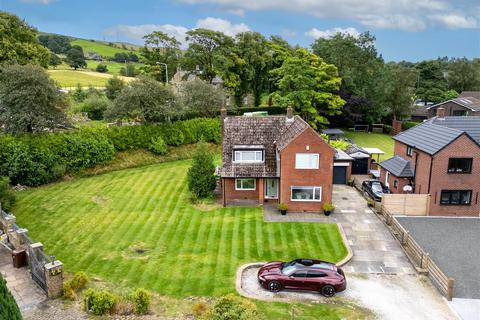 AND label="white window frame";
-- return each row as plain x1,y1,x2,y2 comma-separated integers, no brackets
290,186,322,202
235,178,256,190
234,150,263,163
295,153,319,169
406,146,414,157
